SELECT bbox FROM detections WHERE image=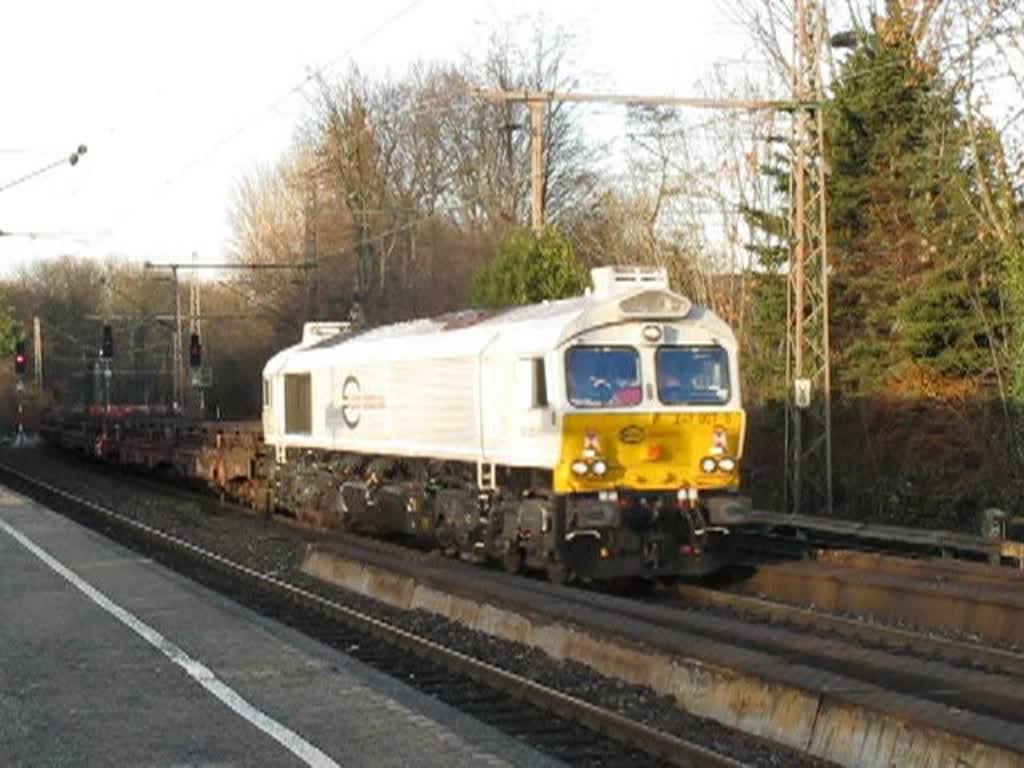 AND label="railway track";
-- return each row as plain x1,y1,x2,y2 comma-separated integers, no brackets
11,445,1024,765
721,549,1024,649
16,444,1024,677
0,458,750,768
109,461,1024,676
673,582,1024,677
13,446,1024,683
